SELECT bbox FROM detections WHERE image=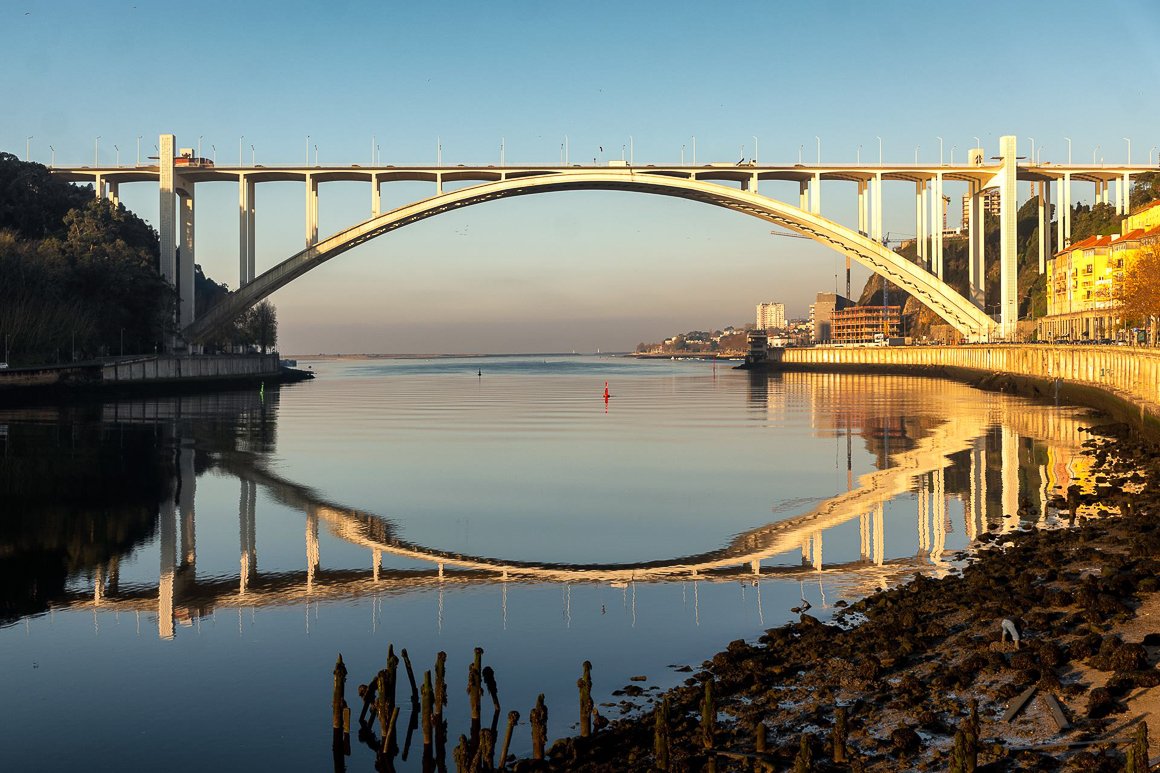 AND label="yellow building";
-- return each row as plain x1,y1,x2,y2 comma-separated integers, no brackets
1040,200,1160,341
